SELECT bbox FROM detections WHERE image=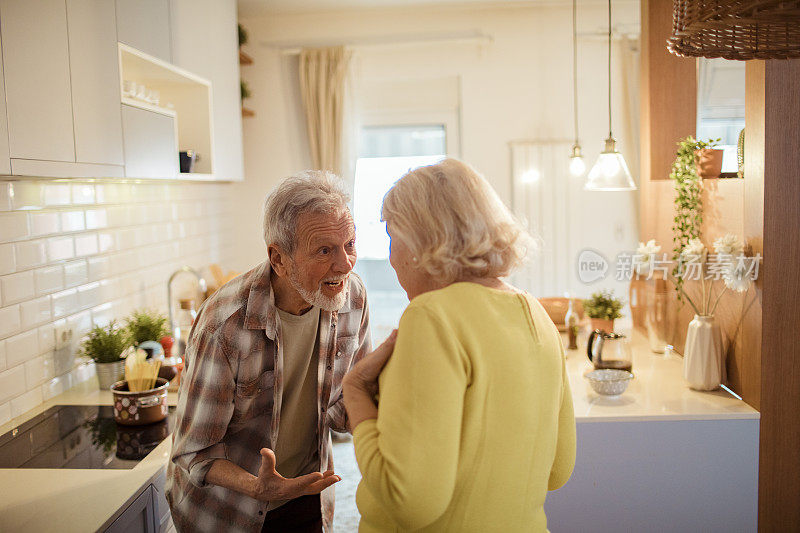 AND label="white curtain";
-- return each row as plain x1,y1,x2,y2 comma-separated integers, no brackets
298,46,352,176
